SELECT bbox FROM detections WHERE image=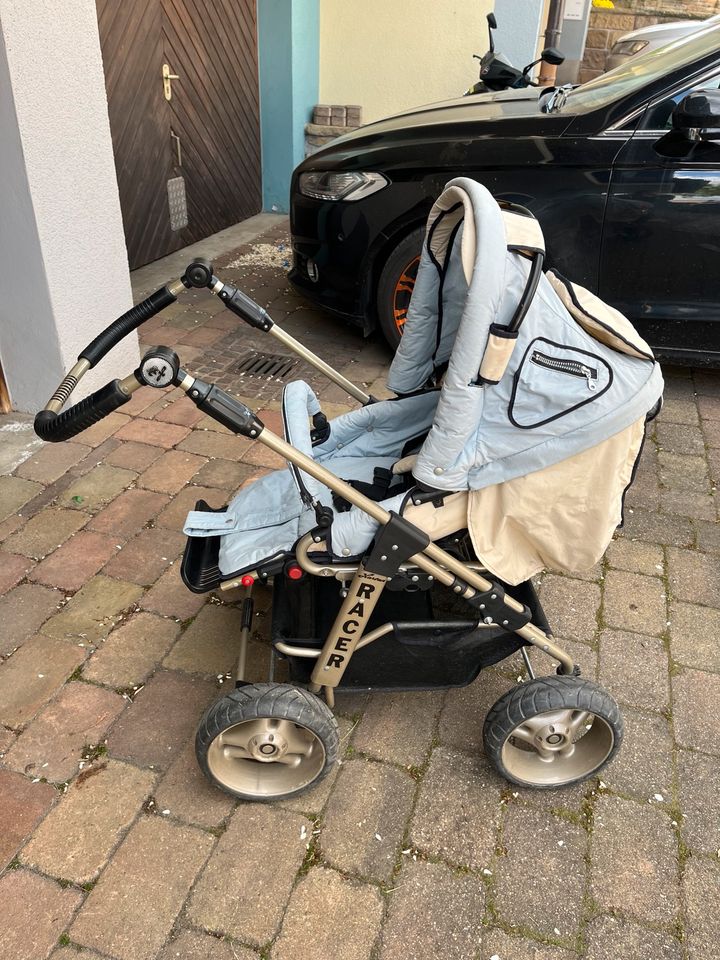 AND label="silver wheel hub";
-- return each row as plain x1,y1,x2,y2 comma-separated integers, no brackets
246,731,289,762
